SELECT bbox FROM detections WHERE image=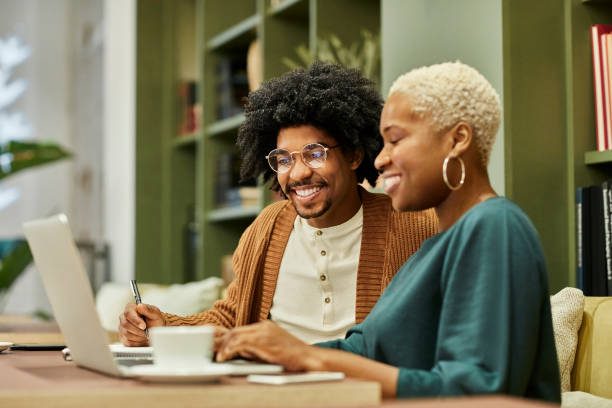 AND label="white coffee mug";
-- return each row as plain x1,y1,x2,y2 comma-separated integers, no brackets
150,325,215,369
